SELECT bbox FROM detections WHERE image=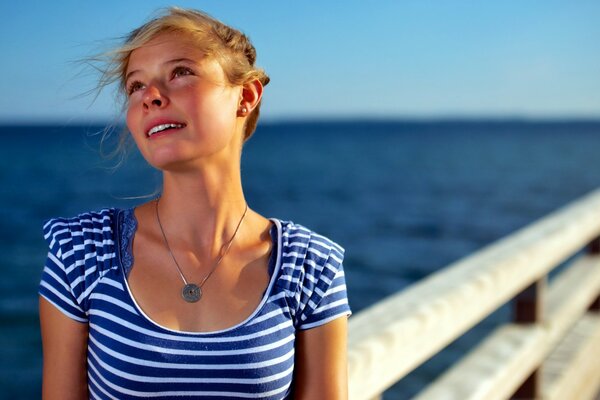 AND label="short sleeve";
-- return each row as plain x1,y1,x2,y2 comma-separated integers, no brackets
38,209,117,323
39,218,88,322
295,233,352,330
